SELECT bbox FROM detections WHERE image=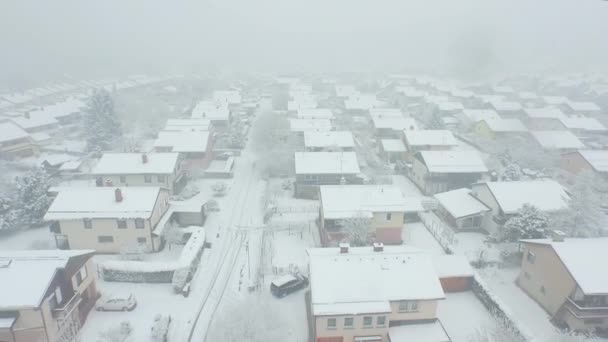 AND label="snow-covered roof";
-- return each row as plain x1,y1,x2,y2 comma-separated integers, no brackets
461,109,501,123
518,92,539,100
313,301,391,316
417,150,488,174
164,118,212,132
44,187,163,220
521,238,608,295
213,90,241,105
479,118,528,132
474,180,569,214
434,188,490,219
381,139,407,152
437,102,464,111
344,94,380,110
474,94,505,103
449,89,475,98
297,108,333,120
433,254,474,278
0,250,94,310
389,321,451,342
425,95,450,104
288,97,318,111
369,108,403,118
489,100,522,112
26,97,85,120
372,116,418,131
558,115,606,131
0,121,30,143
577,150,608,172
154,131,209,152
304,131,354,148
531,130,585,150
289,118,332,132
335,85,358,98
566,101,601,112
396,86,426,98
191,101,230,121
493,85,515,94
542,96,570,105
308,245,445,316
404,130,458,147
320,185,411,219
92,153,179,175
11,113,58,130
524,107,565,119
58,160,83,172
294,152,360,175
